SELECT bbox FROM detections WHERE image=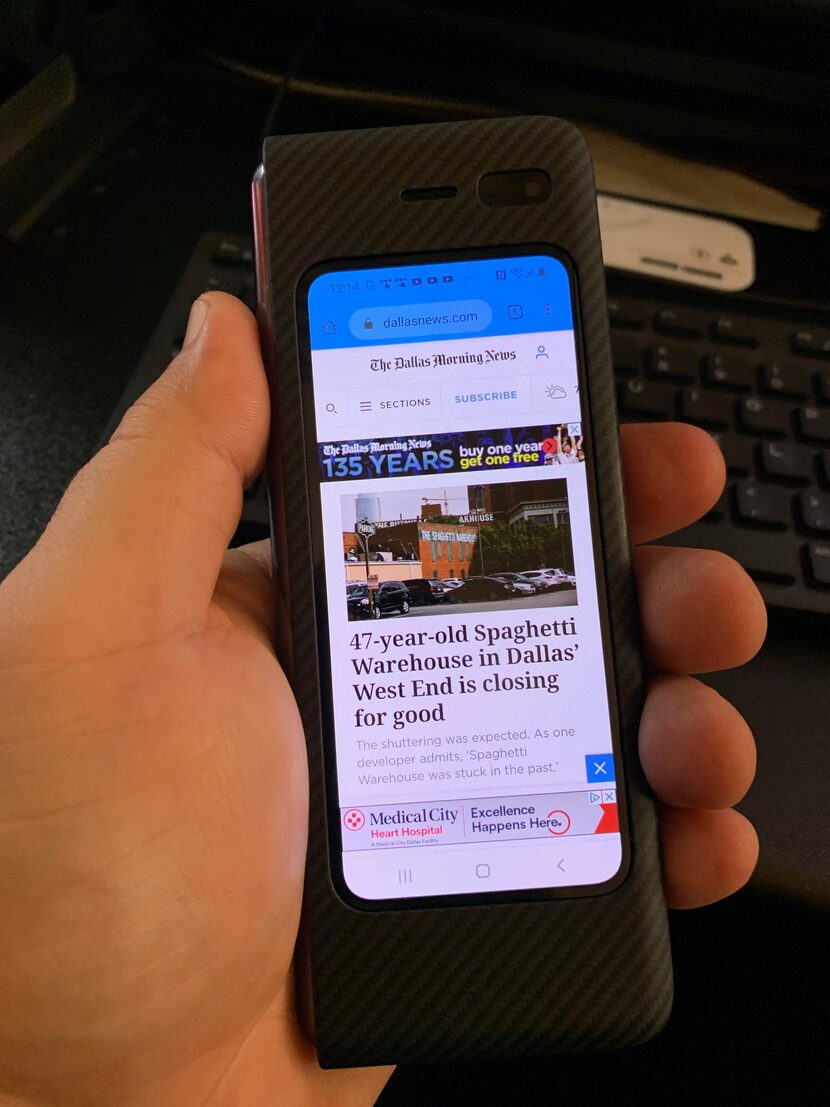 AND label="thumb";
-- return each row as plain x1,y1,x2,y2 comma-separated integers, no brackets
10,293,270,644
